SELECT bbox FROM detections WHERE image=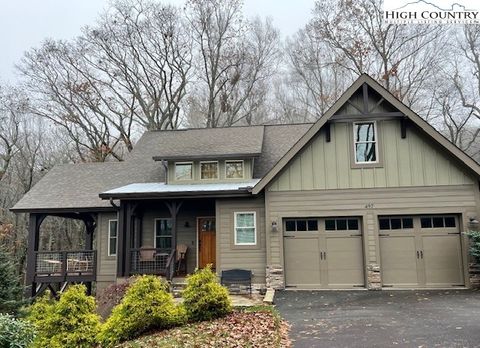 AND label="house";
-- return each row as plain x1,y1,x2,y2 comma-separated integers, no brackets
12,74,480,296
